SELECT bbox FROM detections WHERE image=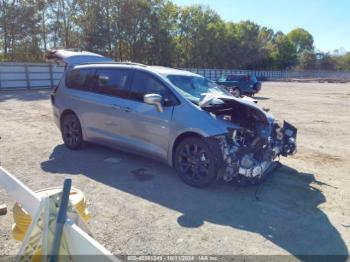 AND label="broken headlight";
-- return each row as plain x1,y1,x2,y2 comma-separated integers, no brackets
283,121,297,138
